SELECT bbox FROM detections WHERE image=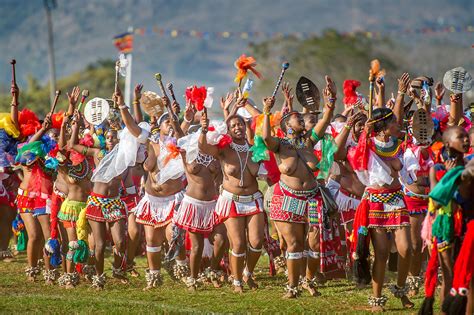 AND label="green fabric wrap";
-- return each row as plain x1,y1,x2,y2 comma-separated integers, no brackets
17,230,28,251
429,166,464,206
73,240,89,264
